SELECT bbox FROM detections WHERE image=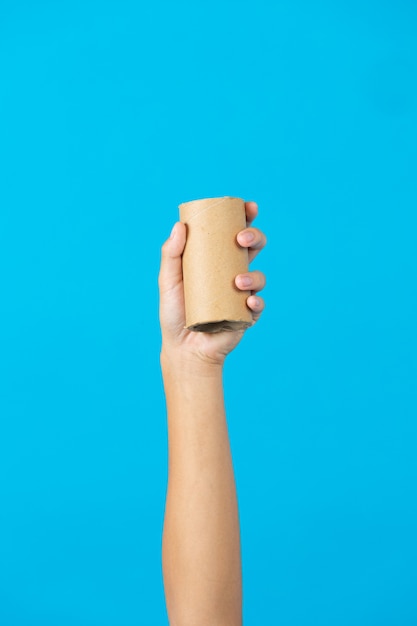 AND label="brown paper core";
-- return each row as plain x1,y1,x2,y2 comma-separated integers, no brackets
179,196,253,333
